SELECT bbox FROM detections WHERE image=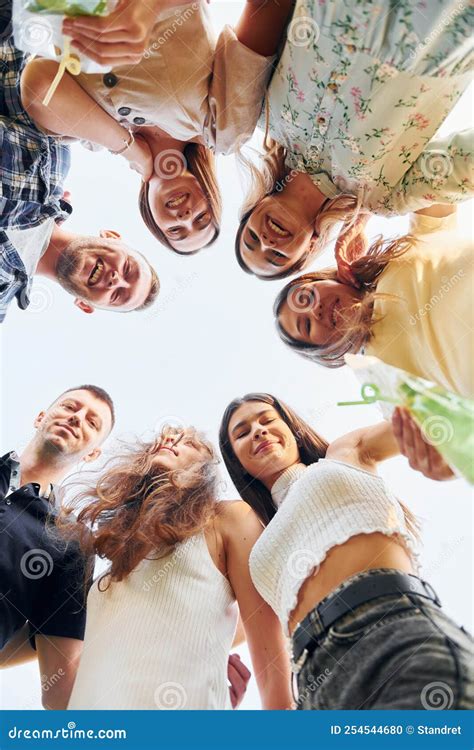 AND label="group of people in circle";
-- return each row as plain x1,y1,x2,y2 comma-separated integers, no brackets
1,0,473,711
